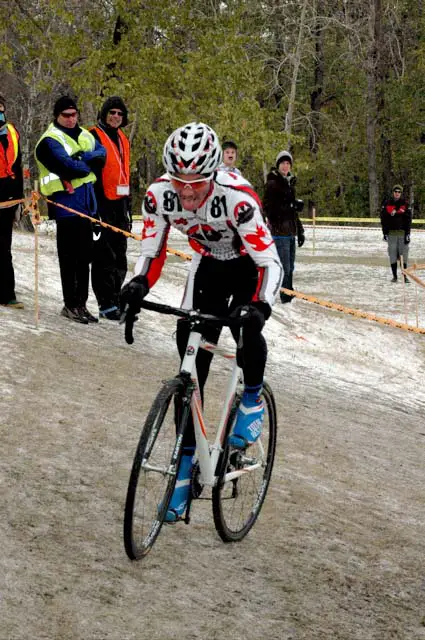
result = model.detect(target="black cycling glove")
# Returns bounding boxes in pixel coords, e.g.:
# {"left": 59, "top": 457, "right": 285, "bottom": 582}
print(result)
{"left": 120, "top": 275, "right": 149, "bottom": 313}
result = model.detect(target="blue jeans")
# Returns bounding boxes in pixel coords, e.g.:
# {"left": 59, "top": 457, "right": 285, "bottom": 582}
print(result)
{"left": 273, "top": 235, "right": 296, "bottom": 299}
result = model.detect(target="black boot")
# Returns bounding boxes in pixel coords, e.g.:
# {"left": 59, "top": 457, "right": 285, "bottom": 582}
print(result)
{"left": 391, "top": 262, "right": 397, "bottom": 282}
{"left": 280, "top": 272, "right": 295, "bottom": 303}
{"left": 403, "top": 264, "right": 410, "bottom": 284}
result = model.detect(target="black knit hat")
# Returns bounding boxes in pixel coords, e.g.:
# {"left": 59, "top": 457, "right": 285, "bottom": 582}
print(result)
{"left": 53, "top": 96, "right": 78, "bottom": 117}
{"left": 98, "top": 96, "right": 128, "bottom": 127}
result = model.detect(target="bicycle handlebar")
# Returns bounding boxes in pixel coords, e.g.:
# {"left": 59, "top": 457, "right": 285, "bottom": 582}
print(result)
{"left": 120, "top": 299, "right": 249, "bottom": 345}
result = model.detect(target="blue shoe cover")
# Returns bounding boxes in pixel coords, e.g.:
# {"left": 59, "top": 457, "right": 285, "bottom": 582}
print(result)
{"left": 228, "top": 394, "right": 264, "bottom": 450}
{"left": 164, "top": 452, "right": 194, "bottom": 523}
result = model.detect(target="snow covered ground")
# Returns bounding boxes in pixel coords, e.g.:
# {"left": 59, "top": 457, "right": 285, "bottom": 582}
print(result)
{"left": 1, "top": 223, "right": 425, "bottom": 640}
{"left": 132, "top": 222, "right": 425, "bottom": 406}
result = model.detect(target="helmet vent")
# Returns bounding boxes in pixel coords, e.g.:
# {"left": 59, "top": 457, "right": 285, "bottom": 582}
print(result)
{"left": 163, "top": 122, "right": 222, "bottom": 176}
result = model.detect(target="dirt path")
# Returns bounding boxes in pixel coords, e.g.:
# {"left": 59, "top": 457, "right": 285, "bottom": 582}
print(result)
{"left": 1, "top": 231, "right": 425, "bottom": 640}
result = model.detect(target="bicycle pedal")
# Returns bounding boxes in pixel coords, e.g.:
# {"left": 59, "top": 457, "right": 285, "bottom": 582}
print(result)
{"left": 164, "top": 518, "right": 182, "bottom": 526}
{"left": 163, "top": 509, "right": 191, "bottom": 525}
{"left": 240, "top": 454, "right": 258, "bottom": 466}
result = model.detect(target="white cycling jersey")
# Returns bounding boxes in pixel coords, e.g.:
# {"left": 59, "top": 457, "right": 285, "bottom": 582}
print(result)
{"left": 135, "top": 170, "right": 283, "bottom": 308}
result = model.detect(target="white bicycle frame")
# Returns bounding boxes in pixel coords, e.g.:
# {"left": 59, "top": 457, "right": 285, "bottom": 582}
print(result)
{"left": 179, "top": 328, "right": 263, "bottom": 487}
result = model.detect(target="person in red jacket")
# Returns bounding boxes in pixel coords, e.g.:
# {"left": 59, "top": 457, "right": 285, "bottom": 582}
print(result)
{"left": 0, "top": 94, "right": 24, "bottom": 309}
{"left": 90, "top": 97, "right": 131, "bottom": 320}
{"left": 380, "top": 184, "right": 412, "bottom": 282}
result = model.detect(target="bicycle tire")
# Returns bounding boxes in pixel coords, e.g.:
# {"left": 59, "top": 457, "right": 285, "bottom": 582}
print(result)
{"left": 212, "top": 381, "right": 277, "bottom": 542}
{"left": 123, "top": 377, "right": 190, "bottom": 560}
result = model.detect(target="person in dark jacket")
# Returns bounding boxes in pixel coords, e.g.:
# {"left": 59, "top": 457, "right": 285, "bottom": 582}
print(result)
{"left": 380, "top": 184, "right": 412, "bottom": 282}
{"left": 90, "top": 96, "right": 131, "bottom": 320}
{"left": 263, "top": 150, "right": 305, "bottom": 303}
{"left": 0, "top": 94, "right": 25, "bottom": 309}
{"left": 35, "top": 96, "right": 106, "bottom": 323}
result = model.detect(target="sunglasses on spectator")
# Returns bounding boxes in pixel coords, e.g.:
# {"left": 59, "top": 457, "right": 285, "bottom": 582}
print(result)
{"left": 169, "top": 175, "right": 212, "bottom": 192}
{"left": 109, "top": 109, "right": 123, "bottom": 116}
{"left": 60, "top": 111, "right": 78, "bottom": 118}
{"left": 394, "top": 189, "right": 402, "bottom": 193}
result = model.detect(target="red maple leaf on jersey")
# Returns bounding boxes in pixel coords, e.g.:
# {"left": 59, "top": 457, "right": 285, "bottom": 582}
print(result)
{"left": 142, "top": 217, "right": 157, "bottom": 240}
{"left": 243, "top": 224, "right": 273, "bottom": 251}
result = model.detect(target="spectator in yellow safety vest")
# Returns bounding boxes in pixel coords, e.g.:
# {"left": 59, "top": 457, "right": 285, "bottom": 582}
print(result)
{"left": 0, "top": 94, "right": 24, "bottom": 309}
{"left": 90, "top": 97, "right": 131, "bottom": 321}
{"left": 35, "top": 96, "right": 106, "bottom": 324}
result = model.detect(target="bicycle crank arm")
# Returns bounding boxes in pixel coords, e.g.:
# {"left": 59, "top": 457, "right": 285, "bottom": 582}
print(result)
{"left": 141, "top": 461, "right": 176, "bottom": 476}
{"left": 223, "top": 463, "right": 262, "bottom": 482}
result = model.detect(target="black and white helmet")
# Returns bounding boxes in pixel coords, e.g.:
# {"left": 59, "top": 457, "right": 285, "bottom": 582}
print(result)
{"left": 162, "top": 122, "right": 222, "bottom": 176}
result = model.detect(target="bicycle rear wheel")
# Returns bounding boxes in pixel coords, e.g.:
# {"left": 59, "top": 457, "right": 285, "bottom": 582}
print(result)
{"left": 212, "top": 381, "right": 277, "bottom": 542}
{"left": 123, "top": 377, "right": 189, "bottom": 560}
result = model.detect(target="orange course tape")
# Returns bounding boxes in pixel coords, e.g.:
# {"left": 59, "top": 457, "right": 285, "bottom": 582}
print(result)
{"left": 10, "top": 194, "right": 425, "bottom": 335}
{"left": 282, "top": 288, "right": 425, "bottom": 335}
{"left": 42, "top": 196, "right": 142, "bottom": 241}
{"left": 168, "top": 248, "right": 425, "bottom": 335}
{"left": 403, "top": 266, "right": 425, "bottom": 290}
{"left": 0, "top": 197, "right": 26, "bottom": 209}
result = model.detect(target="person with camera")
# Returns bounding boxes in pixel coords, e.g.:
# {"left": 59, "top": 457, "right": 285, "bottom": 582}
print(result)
{"left": 263, "top": 150, "right": 305, "bottom": 303}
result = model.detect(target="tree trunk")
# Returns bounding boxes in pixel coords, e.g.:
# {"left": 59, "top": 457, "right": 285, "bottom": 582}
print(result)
{"left": 310, "top": 4, "right": 323, "bottom": 156}
{"left": 366, "top": 0, "right": 381, "bottom": 217}
{"left": 376, "top": 0, "right": 392, "bottom": 197}
{"left": 285, "top": 0, "right": 309, "bottom": 141}
{"left": 309, "top": 2, "right": 324, "bottom": 211}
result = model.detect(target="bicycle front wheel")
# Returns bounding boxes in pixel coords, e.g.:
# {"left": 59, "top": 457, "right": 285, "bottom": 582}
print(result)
{"left": 123, "top": 377, "right": 189, "bottom": 560}
{"left": 212, "top": 381, "right": 277, "bottom": 542}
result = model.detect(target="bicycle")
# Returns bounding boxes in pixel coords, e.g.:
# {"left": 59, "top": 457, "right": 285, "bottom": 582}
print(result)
{"left": 122, "top": 299, "right": 277, "bottom": 561}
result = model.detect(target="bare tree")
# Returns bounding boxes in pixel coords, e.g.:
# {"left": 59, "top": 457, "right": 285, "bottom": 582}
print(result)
{"left": 366, "top": 0, "right": 381, "bottom": 217}
{"left": 285, "top": 0, "right": 309, "bottom": 143}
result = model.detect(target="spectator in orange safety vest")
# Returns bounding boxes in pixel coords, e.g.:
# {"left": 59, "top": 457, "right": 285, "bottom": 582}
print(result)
{"left": 0, "top": 94, "right": 25, "bottom": 309}
{"left": 90, "top": 97, "right": 131, "bottom": 321}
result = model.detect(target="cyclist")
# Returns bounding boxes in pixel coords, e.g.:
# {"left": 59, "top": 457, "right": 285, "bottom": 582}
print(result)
{"left": 120, "top": 122, "right": 283, "bottom": 521}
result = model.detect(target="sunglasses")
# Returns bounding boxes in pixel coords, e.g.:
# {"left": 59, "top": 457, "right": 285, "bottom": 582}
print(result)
{"left": 394, "top": 190, "right": 402, "bottom": 193}
{"left": 60, "top": 111, "right": 78, "bottom": 118}
{"left": 109, "top": 109, "right": 123, "bottom": 116}
{"left": 170, "top": 175, "right": 212, "bottom": 192}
